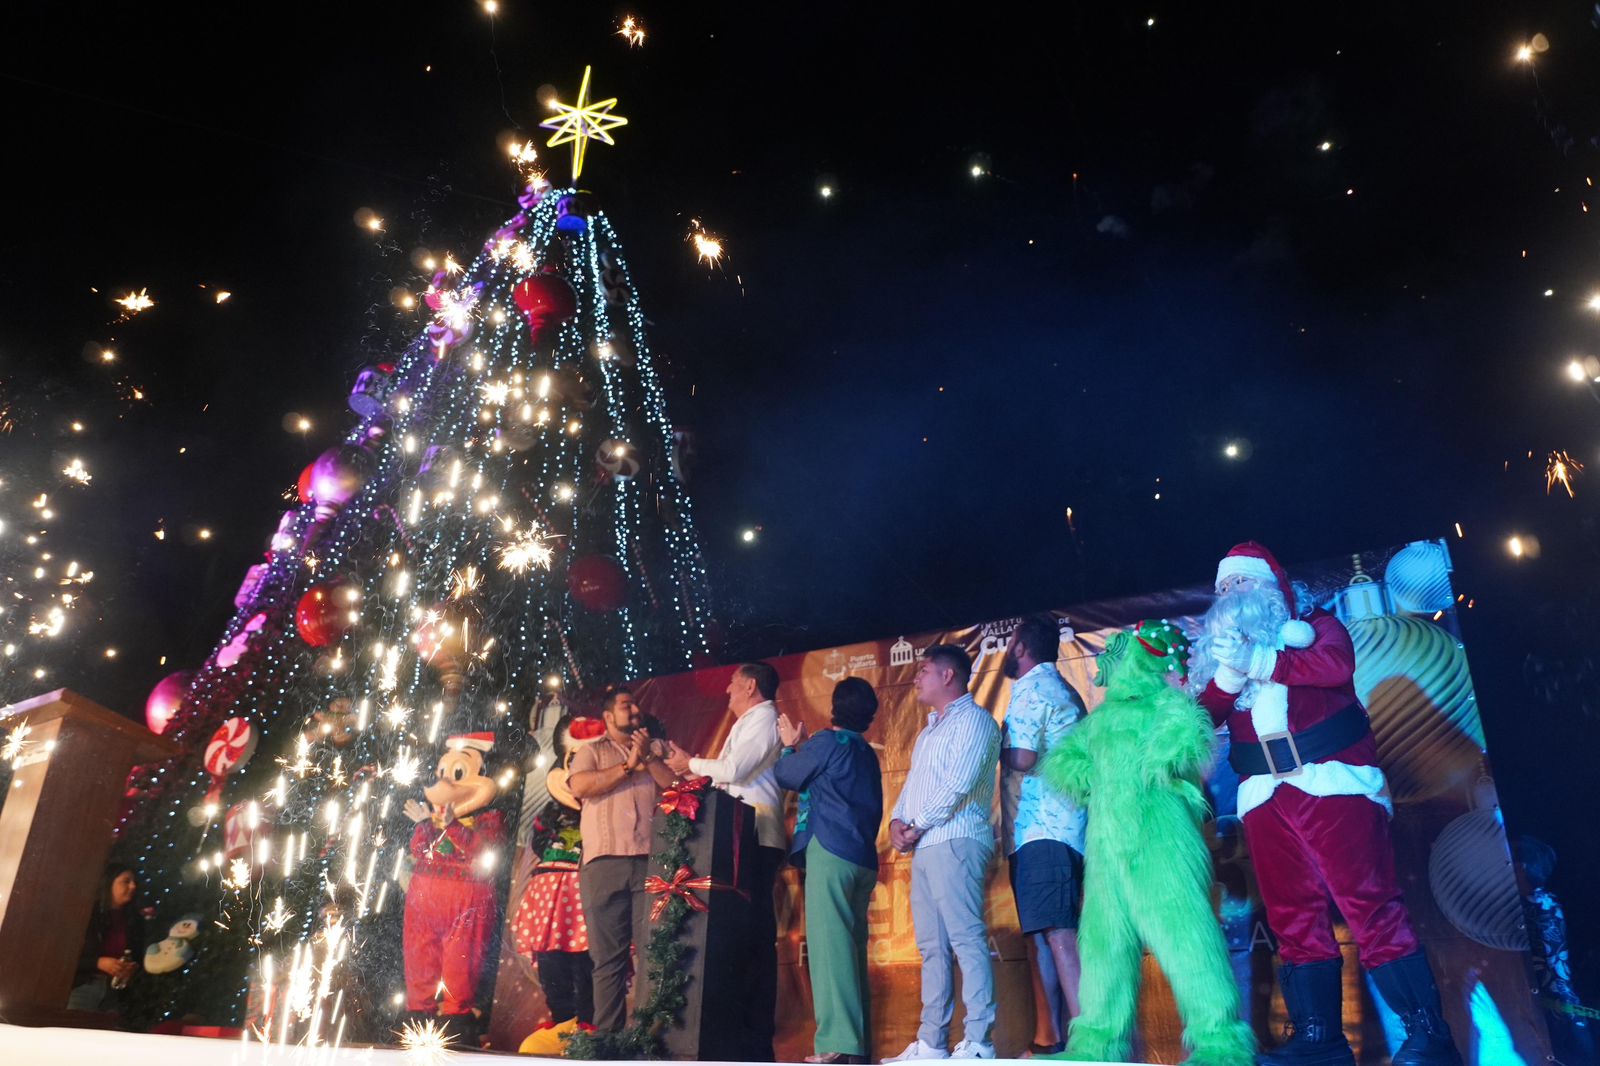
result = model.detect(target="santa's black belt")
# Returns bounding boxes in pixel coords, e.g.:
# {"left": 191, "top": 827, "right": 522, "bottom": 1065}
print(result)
{"left": 1230, "top": 704, "right": 1370, "bottom": 779}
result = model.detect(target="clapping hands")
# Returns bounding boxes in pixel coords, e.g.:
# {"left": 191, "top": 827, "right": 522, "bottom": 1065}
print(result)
{"left": 1210, "top": 626, "right": 1249, "bottom": 671}
{"left": 777, "top": 714, "right": 806, "bottom": 748}
{"left": 625, "top": 730, "right": 650, "bottom": 771}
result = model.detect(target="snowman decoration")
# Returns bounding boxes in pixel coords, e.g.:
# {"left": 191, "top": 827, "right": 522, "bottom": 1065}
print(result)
{"left": 144, "top": 914, "right": 203, "bottom": 975}
{"left": 400, "top": 733, "right": 506, "bottom": 1035}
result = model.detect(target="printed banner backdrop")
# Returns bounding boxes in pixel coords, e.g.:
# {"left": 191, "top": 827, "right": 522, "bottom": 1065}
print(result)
{"left": 488, "top": 540, "right": 1548, "bottom": 1065}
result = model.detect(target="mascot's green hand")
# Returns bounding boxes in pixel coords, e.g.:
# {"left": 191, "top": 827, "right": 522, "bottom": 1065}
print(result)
{"left": 1144, "top": 688, "right": 1217, "bottom": 783}
{"left": 1040, "top": 730, "right": 1092, "bottom": 804}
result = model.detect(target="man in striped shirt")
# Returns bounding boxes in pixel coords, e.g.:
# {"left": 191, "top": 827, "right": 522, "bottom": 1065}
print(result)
{"left": 886, "top": 644, "right": 1003, "bottom": 1062}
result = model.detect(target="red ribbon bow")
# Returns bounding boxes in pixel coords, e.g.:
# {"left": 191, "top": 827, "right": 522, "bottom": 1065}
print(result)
{"left": 643, "top": 865, "right": 718, "bottom": 921}
{"left": 657, "top": 775, "right": 710, "bottom": 820}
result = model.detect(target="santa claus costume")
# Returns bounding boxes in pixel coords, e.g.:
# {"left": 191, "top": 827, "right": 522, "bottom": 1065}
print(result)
{"left": 403, "top": 733, "right": 507, "bottom": 1033}
{"left": 1194, "top": 543, "right": 1460, "bottom": 1066}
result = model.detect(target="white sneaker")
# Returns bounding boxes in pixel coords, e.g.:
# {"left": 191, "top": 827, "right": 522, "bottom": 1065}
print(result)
{"left": 883, "top": 1039, "right": 950, "bottom": 1062}
{"left": 950, "top": 1041, "right": 995, "bottom": 1059}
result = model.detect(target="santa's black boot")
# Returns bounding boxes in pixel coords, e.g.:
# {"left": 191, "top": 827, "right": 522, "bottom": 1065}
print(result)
{"left": 1368, "top": 953, "right": 1464, "bottom": 1066}
{"left": 1258, "top": 958, "right": 1354, "bottom": 1066}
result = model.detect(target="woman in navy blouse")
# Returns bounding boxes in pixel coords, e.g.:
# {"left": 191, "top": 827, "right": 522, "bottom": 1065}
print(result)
{"left": 776, "top": 677, "right": 884, "bottom": 1065}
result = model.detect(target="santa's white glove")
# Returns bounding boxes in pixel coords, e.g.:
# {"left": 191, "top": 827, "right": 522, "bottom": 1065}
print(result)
{"left": 1244, "top": 643, "right": 1279, "bottom": 682}
{"left": 1210, "top": 628, "right": 1245, "bottom": 665}
{"left": 1209, "top": 624, "right": 1248, "bottom": 656}
{"left": 1213, "top": 664, "right": 1248, "bottom": 694}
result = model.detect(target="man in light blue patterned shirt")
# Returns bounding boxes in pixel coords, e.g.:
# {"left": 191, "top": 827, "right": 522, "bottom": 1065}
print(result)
{"left": 886, "top": 644, "right": 1002, "bottom": 1062}
{"left": 1000, "top": 615, "right": 1088, "bottom": 1054}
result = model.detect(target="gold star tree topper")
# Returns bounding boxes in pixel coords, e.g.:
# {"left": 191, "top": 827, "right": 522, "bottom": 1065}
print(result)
{"left": 540, "top": 66, "right": 628, "bottom": 181}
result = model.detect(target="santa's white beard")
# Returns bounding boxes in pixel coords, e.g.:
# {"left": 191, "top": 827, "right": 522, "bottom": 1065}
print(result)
{"left": 1187, "top": 586, "right": 1290, "bottom": 698}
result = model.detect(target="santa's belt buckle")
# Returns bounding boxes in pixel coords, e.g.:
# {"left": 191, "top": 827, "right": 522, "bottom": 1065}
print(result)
{"left": 1258, "top": 731, "right": 1304, "bottom": 779}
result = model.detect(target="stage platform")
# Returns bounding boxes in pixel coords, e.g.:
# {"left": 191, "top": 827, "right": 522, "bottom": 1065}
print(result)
{"left": 0, "top": 1025, "right": 1140, "bottom": 1066}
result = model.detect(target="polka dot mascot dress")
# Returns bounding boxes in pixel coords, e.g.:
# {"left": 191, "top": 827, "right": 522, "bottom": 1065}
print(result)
{"left": 511, "top": 826, "right": 593, "bottom": 1024}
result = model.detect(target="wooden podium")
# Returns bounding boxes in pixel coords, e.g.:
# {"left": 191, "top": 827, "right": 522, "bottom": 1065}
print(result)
{"left": 653, "top": 787, "right": 760, "bottom": 1061}
{"left": 0, "top": 689, "right": 181, "bottom": 1026}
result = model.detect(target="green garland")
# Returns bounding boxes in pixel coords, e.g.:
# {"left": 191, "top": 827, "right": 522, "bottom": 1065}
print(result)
{"left": 564, "top": 797, "right": 697, "bottom": 1059}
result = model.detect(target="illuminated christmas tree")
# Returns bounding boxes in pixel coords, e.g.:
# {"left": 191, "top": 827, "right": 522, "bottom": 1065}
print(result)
{"left": 118, "top": 71, "right": 712, "bottom": 1038}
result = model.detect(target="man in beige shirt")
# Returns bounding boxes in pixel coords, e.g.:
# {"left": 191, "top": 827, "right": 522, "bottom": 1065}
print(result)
{"left": 568, "top": 687, "right": 675, "bottom": 1032}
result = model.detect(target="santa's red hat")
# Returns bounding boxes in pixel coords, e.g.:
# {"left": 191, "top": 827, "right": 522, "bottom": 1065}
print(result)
{"left": 1215, "top": 542, "right": 1295, "bottom": 602}
{"left": 566, "top": 717, "right": 606, "bottom": 744}
{"left": 1216, "top": 542, "right": 1317, "bottom": 646}
{"left": 445, "top": 732, "right": 495, "bottom": 754}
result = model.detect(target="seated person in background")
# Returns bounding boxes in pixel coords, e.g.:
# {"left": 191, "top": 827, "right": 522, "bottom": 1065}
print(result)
{"left": 69, "top": 863, "right": 145, "bottom": 1013}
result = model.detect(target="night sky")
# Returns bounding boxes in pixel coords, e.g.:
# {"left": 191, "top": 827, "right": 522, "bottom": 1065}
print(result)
{"left": 7, "top": 4, "right": 1600, "bottom": 987}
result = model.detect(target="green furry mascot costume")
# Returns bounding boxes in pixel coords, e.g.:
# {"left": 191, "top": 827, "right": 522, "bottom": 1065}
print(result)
{"left": 1042, "top": 620, "right": 1255, "bottom": 1066}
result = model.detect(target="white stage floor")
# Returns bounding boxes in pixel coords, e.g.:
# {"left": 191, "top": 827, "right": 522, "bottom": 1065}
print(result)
{"left": 0, "top": 1025, "right": 1136, "bottom": 1066}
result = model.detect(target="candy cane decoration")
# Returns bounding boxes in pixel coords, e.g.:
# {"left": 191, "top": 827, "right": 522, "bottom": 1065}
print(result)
{"left": 203, "top": 717, "right": 258, "bottom": 804}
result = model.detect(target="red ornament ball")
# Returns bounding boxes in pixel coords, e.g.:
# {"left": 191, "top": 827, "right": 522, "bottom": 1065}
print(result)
{"left": 297, "top": 462, "right": 316, "bottom": 504}
{"left": 145, "top": 670, "right": 196, "bottom": 735}
{"left": 567, "top": 555, "right": 628, "bottom": 612}
{"left": 511, "top": 272, "right": 578, "bottom": 347}
{"left": 296, "top": 580, "right": 357, "bottom": 648}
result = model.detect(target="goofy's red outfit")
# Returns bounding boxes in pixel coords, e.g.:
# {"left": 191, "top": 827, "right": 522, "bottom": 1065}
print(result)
{"left": 403, "top": 809, "right": 507, "bottom": 1016}
{"left": 1199, "top": 542, "right": 1460, "bottom": 1066}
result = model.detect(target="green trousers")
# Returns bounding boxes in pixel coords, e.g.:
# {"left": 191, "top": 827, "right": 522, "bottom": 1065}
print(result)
{"left": 804, "top": 839, "right": 878, "bottom": 1056}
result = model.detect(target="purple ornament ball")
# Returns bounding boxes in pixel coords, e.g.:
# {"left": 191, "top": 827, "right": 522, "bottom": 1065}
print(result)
{"left": 309, "top": 446, "right": 373, "bottom": 509}
{"left": 146, "top": 670, "right": 197, "bottom": 735}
